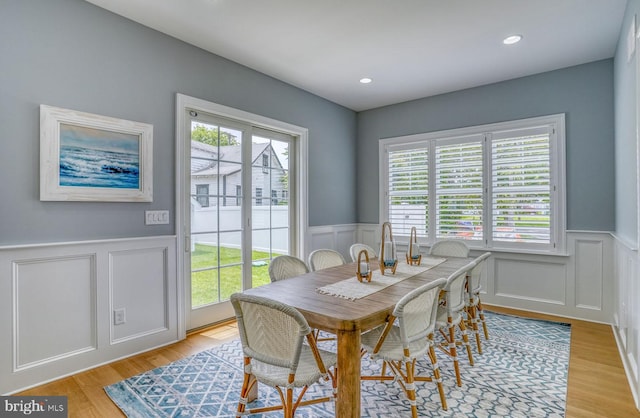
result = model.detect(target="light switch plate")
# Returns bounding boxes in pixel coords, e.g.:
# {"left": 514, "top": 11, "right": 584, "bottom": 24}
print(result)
{"left": 145, "top": 210, "right": 169, "bottom": 225}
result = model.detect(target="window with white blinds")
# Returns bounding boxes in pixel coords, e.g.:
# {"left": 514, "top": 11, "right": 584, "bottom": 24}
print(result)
{"left": 435, "top": 137, "right": 483, "bottom": 241}
{"left": 381, "top": 114, "right": 565, "bottom": 254}
{"left": 387, "top": 145, "right": 429, "bottom": 237}
{"left": 491, "top": 127, "right": 551, "bottom": 245}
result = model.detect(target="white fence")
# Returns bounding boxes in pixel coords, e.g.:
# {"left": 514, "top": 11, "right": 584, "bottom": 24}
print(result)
{"left": 191, "top": 205, "right": 289, "bottom": 253}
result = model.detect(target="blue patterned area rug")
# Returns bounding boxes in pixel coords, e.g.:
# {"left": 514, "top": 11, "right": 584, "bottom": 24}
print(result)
{"left": 105, "top": 312, "right": 571, "bottom": 417}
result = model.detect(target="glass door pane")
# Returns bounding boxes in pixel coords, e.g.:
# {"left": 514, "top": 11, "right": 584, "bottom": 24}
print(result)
{"left": 251, "top": 133, "right": 291, "bottom": 288}
{"left": 190, "top": 120, "right": 243, "bottom": 309}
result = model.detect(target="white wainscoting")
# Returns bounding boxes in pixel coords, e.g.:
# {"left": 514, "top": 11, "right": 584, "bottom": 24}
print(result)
{"left": 325, "top": 225, "right": 615, "bottom": 323}
{"left": 2, "top": 228, "right": 632, "bottom": 399}
{"left": 613, "top": 237, "right": 640, "bottom": 409}
{"left": 307, "top": 224, "right": 359, "bottom": 261}
{"left": 0, "top": 236, "right": 178, "bottom": 394}
{"left": 483, "top": 232, "right": 614, "bottom": 323}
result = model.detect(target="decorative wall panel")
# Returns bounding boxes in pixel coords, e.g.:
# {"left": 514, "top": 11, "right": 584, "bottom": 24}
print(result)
{"left": 308, "top": 225, "right": 358, "bottom": 261}
{"left": 494, "top": 258, "right": 566, "bottom": 305}
{"left": 14, "top": 255, "right": 96, "bottom": 370}
{"left": 110, "top": 247, "right": 168, "bottom": 343}
{"left": 574, "top": 239, "right": 604, "bottom": 310}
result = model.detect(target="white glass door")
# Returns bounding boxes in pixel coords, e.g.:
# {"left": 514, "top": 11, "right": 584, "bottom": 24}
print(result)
{"left": 184, "top": 111, "right": 296, "bottom": 330}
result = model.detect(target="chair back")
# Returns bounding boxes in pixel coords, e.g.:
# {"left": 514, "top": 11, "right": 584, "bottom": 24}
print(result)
{"left": 231, "top": 293, "right": 309, "bottom": 372}
{"left": 468, "top": 252, "right": 491, "bottom": 294}
{"left": 443, "top": 261, "right": 476, "bottom": 314}
{"left": 349, "top": 243, "right": 378, "bottom": 262}
{"left": 394, "top": 278, "right": 447, "bottom": 345}
{"left": 308, "top": 249, "right": 346, "bottom": 271}
{"left": 429, "top": 239, "right": 470, "bottom": 257}
{"left": 269, "top": 255, "right": 309, "bottom": 282}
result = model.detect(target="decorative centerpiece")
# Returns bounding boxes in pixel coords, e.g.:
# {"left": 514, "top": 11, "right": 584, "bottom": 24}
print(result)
{"left": 356, "top": 249, "right": 372, "bottom": 283}
{"left": 405, "top": 226, "right": 422, "bottom": 266}
{"left": 379, "top": 221, "right": 398, "bottom": 274}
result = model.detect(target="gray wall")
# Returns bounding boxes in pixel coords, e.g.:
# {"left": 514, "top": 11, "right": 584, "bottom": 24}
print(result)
{"left": 357, "top": 60, "right": 615, "bottom": 231}
{"left": 1, "top": 0, "right": 622, "bottom": 246}
{"left": 614, "top": 0, "right": 640, "bottom": 247}
{"left": 0, "top": 0, "right": 357, "bottom": 246}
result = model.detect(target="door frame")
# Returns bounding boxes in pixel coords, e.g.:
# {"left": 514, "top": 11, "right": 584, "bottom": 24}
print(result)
{"left": 175, "top": 93, "right": 309, "bottom": 336}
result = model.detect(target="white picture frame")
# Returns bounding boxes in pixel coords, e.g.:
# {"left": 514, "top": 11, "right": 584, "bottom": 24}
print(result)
{"left": 40, "top": 105, "right": 153, "bottom": 202}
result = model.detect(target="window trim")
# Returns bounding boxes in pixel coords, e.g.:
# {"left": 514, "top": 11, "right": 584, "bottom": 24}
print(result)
{"left": 379, "top": 114, "right": 566, "bottom": 255}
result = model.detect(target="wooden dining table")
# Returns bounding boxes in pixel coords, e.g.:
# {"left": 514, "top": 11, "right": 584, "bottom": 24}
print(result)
{"left": 242, "top": 255, "right": 474, "bottom": 417}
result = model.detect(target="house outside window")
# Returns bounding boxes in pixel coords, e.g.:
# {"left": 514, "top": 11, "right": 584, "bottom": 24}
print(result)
{"left": 271, "top": 190, "right": 278, "bottom": 205}
{"left": 195, "top": 184, "right": 209, "bottom": 207}
{"left": 262, "top": 153, "right": 269, "bottom": 174}
{"left": 256, "top": 187, "right": 262, "bottom": 205}
{"left": 236, "top": 185, "right": 241, "bottom": 206}
{"left": 381, "top": 114, "right": 566, "bottom": 254}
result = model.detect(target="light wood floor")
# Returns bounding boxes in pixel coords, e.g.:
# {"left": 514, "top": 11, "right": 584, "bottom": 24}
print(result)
{"left": 15, "top": 306, "right": 640, "bottom": 417}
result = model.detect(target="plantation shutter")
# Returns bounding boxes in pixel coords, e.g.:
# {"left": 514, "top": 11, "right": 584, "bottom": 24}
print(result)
{"left": 380, "top": 114, "right": 564, "bottom": 254}
{"left": 387, "top": 144, "right": 429, "bottom": 237}
{"left": 491, "top": 126, "right": 551, "bottom": 245}
{"left": 435, "top": 136, "right": 483, "bottom": 240}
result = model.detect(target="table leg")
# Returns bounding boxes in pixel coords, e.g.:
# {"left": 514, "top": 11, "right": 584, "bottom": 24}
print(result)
{"left": 336, "top": 329, "right": 361, "bottom": 418}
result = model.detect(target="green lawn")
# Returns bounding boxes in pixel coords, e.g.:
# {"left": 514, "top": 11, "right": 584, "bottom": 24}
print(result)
{"left": 191, "top": 243, "right": 277, "bottom": 307}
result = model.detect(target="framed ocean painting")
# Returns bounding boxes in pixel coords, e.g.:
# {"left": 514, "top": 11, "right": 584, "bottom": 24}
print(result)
{"left": 40, "top": 105, "right": 153, "bottom": 202}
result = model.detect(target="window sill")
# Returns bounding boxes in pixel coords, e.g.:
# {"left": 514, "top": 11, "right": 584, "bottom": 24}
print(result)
{"left": 468, "top": 246, "right": 569, "bottom": 257}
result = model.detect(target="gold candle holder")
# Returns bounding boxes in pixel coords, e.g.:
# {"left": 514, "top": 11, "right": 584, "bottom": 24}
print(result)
{"left": 356, "top": 249, "right": 372, "bottom": 283}
{"left": 379, "top": 221, "right": 398, "bottom": 275}
{"left": 406, "top": 226, "right": 422, "bottom": 266}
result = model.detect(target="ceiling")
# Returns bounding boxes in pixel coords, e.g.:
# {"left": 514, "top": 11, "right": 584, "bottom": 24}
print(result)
{"left": 85, "top": 0, "right": 628, "bottom": 112}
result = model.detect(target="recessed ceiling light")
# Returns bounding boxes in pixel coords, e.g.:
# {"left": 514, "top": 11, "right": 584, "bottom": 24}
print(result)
{"left": 359, "top": 77, "right": 372, "bottom": 84}
{"left": 503, "top": 35, "right": 522, "bottom": 45}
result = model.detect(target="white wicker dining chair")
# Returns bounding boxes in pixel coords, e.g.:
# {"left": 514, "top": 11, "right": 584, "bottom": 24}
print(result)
{"left": 361, "top": 278, "right": 449, "bottom": 415}
{"left": 230, "top": 293, "right": 337, "bottom": 418}
{"left": 269, "top": 254, "right": 334, "bottom": 341}
{"left": 308, "top": 249, "right": 346, "bottom": 271}
{"left": 429, "top": 239, "right": 470, "bottom": 258}
{"left": 436, "top": 260, "right": 476, "bottom": 387}
{"left": 466, "top": 252, "right": 492, "bottom": 353}
{"left": 268, "top": 255, "right": 309, "bottom": 282}
{"left": 349, "top": 243, "right": 378, "bottom": 262}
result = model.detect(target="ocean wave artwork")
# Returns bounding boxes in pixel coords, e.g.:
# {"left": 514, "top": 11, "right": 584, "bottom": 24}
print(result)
{"left": 59, "top": 123, "right": 140, "bottom": 189}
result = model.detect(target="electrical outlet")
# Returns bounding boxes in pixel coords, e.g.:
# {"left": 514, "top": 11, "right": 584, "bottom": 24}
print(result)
{"left": 114, "top": 308, "right": 126, "bottom": 325}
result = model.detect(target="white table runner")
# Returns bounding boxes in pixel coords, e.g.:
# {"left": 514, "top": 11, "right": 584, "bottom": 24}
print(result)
{"left": 316, "top": 257, "right": 446, "bottom": 300}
